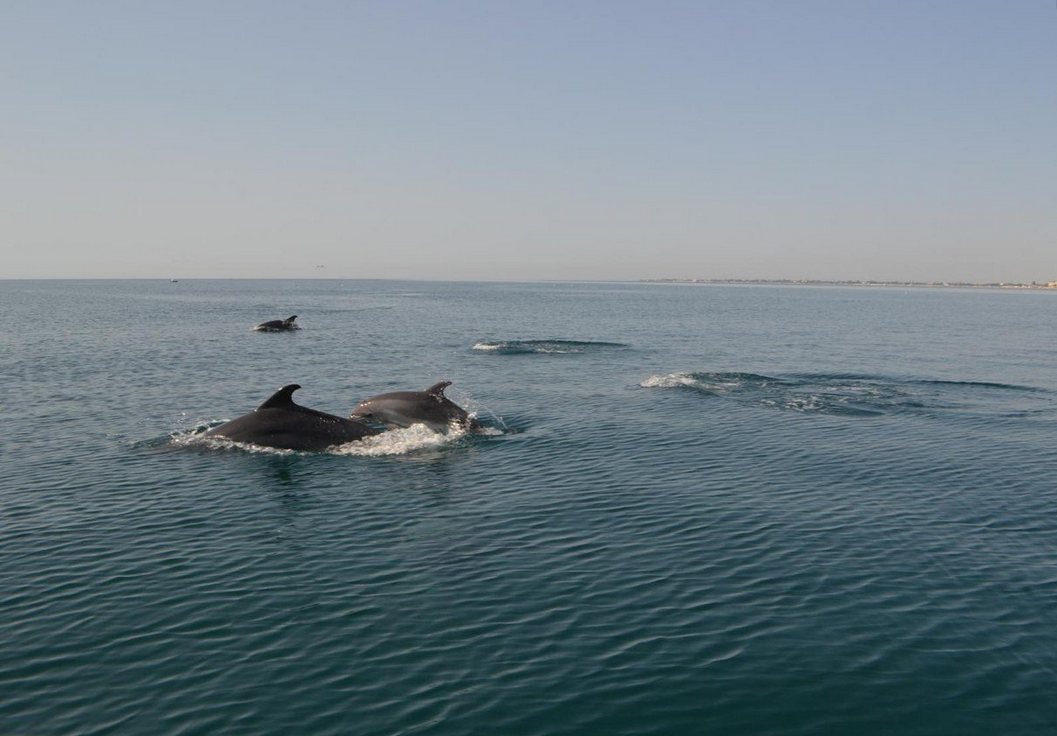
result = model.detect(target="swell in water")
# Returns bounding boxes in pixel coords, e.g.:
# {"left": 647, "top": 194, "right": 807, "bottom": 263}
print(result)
{"left": 7, "top": 280, "right": 1057, "bottom": 736}
{"left": 472, "top": 339, "right": 629, "bottom": 355}
{"left": 640, "top": 371, "right": 1051, "bottom": 417}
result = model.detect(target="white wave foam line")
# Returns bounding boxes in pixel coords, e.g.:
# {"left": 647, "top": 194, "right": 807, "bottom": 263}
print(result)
{"left": 776, "top": 396, "right": 823, "bottom": 412}
{"left": 178, "top": 433, "right": 300, "bottom": 455}
{"left": 330, "top": 423, "right": 467, "bottom": 457}
{"left": 168, "top": 422, "right": 227, "bottom": 447}
{"left": 472, "top": 341, "right": 578, "bottom": 354}
{"left": 170, "top": 426, "right": 452, "bottom": 457}
{"left": 640, "top": 373, "right": 706, "bottom": 389}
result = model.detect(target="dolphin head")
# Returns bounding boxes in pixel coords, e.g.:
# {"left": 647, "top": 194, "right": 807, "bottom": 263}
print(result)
{"left": 349, "top": 399, "right": 379, "bottom": 422}
{"left": 349, "top": 395, "right": 424, "bottom": 430}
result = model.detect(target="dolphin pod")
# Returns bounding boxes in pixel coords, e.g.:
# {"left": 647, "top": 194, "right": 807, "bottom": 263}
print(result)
{"left": 203, "top": 381, "right": 477, "bottom": 451}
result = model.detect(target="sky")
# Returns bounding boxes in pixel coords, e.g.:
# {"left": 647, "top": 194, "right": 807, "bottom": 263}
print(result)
{"left": 1, "top": 0, "right": 1054, "bottom": 281}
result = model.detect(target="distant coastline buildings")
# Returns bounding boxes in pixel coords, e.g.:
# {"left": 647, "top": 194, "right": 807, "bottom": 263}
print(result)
{"left": 640, "top": 278, "right": 1057, "bottom": 290}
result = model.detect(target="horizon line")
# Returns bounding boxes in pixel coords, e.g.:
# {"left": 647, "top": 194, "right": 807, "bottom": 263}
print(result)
{"left": 3, "top": 276, "right": 1056, "bottom": 288}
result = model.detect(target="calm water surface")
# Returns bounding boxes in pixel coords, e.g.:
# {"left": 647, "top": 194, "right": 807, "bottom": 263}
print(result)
{"left": 2, "top": 280, "right": 1056, "bottom": 735}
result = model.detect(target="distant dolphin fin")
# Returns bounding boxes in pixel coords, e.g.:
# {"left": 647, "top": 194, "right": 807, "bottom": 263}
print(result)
{"left": 257, "top": 384, "right": 302, "bottom": 409}
{"left": 286, "top": 315, "right": 298, "bottom": 322}
{"left": 425, "top": 381, "right": 452, "bottom": 398}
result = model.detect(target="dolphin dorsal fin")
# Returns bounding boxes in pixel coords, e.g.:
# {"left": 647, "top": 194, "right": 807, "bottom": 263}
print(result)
{"left": 425, "top": 380, "right": 452, "bottom": 398}
{"left": 285, "top": 315, "right": 298, "bottom": 323}
{"left": 257, "top": 384, "right": 301, "bottom": 410}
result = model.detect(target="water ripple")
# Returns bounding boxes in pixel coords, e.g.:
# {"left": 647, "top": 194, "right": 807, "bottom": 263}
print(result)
{"left": 473, "top": 339, "right": 629, "bottom": 355}
{"left": 640, "top": 370, "right": 1055, "bottom": 418}
{"left": 5, "top": 281, "right": 1057, "bottom": 736}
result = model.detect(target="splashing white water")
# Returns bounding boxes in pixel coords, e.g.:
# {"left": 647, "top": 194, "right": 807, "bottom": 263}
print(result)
{"left": 331, "top": 423, "right": 467, "bottom": 456}
{"left": 639, "top": 372, "right": 758, "bottom": 393}
{"left": 640, "top": 373, "right": 705, "bottom": 389}
{"left": 473, "top": 339, "right": 627, "bottom": 355}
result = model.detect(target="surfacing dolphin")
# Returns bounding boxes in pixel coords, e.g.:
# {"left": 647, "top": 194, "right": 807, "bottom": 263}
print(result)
{"left": 205, "top": 384, "right": 381, "bottom": 451}
{"left": 253, "top": 315, "right": 299, "bottom": 331}
{"left": 350, "top": 381, "right": 478, "bottom": 434}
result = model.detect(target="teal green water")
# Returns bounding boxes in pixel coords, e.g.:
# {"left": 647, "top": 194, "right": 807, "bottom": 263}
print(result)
{"left": 2, "top": 280, "right": 1056, "bottom": 735}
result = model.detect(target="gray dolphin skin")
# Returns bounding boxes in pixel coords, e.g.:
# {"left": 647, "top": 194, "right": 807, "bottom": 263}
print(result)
{"left": 253, "top": 315, "right": 299, "bottom": 331}
{"left": 350, "top": 381, "right": 478, "bottom": 433}
{"left": 205, "top": 384, "right": 381, "bottom": 451}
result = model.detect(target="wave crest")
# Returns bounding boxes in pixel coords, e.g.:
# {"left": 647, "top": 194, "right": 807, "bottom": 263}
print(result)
{"left": 639, "top": 372, "right": 775, "bottom": 392}
{"left": 639, "top": 371, "right": 1046, "bottom": 417}
{"left": 473, "top": 339, "right": 629, "bottom": 355}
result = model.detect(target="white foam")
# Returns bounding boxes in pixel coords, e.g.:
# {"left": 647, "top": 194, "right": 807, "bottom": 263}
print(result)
{"left": 331, "top": 423, "right": 467, "bottom": 456}
{"left": 180, "top": 434, "right": 300, "bottom": 455}
{"left": 639, "top": 372, "right": 750, "bottom": 392}
{"left": 783, "top": 396, "right": 822, "bottom": 412}
{"left": 471, "top": 341, "right": 579, "bottom": 354}
{"left": 168, "top": 421, "right": 230, "bottom": 448}
{"left": 640, "top": 373, "right": 705, "bottom": 389}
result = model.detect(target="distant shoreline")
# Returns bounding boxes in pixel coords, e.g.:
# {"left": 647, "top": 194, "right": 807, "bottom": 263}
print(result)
{"left": 3, "top": 277, "right": 1055, "bottom": 290}
{"left": 640, "top": 278, "right": 1057, "bottom": 291}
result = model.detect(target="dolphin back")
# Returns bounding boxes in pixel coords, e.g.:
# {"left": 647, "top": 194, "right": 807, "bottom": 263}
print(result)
{"left": 253, "top": 316, "right": 299, "bottom": 331}
{"left": 206, "top": 384, "right": 380, "bottom": 450}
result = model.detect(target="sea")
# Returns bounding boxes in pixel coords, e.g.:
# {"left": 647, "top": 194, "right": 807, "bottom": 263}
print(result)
{"left": 2, "top": 279, "right": 1056, "bottom": 735}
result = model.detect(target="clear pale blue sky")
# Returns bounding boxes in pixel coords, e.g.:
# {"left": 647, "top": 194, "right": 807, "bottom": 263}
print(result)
{"left": 2, "top": 1, "right": 1054, "bottom": 281}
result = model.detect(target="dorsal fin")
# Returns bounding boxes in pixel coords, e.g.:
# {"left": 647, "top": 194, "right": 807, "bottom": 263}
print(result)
{"left": 257, "top": 384, "right": 301, "bottom": 410}
{"left": 425, "top": 380, "right": 452, "bottom": 398}
{"left": 285, "top": 315, "right": 298, "bottom": 322}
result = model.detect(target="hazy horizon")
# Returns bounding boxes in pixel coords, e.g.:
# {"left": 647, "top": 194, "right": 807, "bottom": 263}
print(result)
{"left": 3, "top": 275, "right": 1057, "bottom": 287}
{"left": 3, "top": 2, "right": 1054, "bottom": 282}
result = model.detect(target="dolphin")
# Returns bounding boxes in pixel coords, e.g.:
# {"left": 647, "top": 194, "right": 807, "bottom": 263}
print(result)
{"left": 253, "top": 315, "right": 299, "bottom": 331}
{"left": 205, "top": 384, "right": 381, "bottom": 451}
{"left": 350, "top": 381, "right": 478, "bottom": 433}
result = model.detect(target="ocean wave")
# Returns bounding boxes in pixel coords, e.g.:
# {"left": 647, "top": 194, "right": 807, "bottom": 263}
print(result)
{"left": 472, "top": 339, "right": 629, "bottom": 355}
{"left": 639, "top": 371, "right": 1045, "bottom": 417}
{"left": 787, "top": 373, "right": 1044, "bottom": 393}
{"left": 639, "top": 372, "right": 777, "bottom": 392}
{"left": 912, "top": 379, "right": 1043, "bottom": 392}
